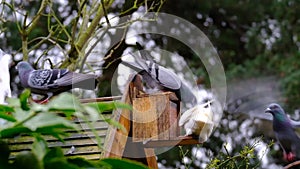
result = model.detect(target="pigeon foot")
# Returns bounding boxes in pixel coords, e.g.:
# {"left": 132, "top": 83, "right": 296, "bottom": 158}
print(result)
{"left": 284, "top": 152, "right": 296, "bottom": 162}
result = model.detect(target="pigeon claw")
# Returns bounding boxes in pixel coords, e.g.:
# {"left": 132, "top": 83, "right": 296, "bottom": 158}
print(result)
{"left": 284, "top": 152, "right": 296, "bottom": 162}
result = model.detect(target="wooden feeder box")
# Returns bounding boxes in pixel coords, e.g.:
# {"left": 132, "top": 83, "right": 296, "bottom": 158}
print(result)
{"left": 103, "top": 74, "right": 201, "bottom": 168}
{"left": 132, "top": 91, "right": 180, "bottom": 143}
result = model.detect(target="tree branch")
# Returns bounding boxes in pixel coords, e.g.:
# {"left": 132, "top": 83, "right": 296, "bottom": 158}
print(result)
{"left": 75, "top": 0, "right": 113, "bottom": 50}
{"left": 20, "top": 0, "right": 49, "bottom": 61}
{"left": 26, "top": 0, "right": 49, "bottom": 34}
{"left": 59, "top": 0, "right": 115, "bottom": 69}
{"left": 284, "top": 160, "right": 300, "bottom": 169}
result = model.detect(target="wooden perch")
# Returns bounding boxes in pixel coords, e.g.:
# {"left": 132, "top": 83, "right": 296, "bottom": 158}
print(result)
{"left": 284, "top": 160, "right": 300, "bottom": 169}
{"left": 80, "top": 96, "right": 122, "bottom": 103}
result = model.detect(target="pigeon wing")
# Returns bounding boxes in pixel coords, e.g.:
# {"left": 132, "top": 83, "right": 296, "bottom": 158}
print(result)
{"left": 121, "top": 60, "right": 144, "bottom": 73}
{"left": 28, "top": 68, "right": 71, "bottom": 89}
{"left": 54, "top": 72, "right": 97, "bottom": 90}
{"left": 148, "top": 64, "right": 181, "bottom": 90}
{"left": 28, "top": 69, "right": 57, "bottom": 89}
{"left": 179, "top": 106, "right": 198, "bottom": 126}
{"left": 136, "top": 42, "right": 155, "bottom": 63}
{"left": 136, "top": 42, "right": 180, "bottom": 89}
{"left": 134, "top": 54, "right": 151, "bottom": 71}
{"left": 180, "top": 82, "right": 197, "bottom": 105}
{"left": 291, "top": 120, "right": 300, "bottom": 128}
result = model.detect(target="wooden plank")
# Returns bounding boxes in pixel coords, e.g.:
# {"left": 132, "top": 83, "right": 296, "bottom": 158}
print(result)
{"left": 133, "top": 94, "right": 174, "bottom": 142}
{"left": 101, "top": 75, "right": 136, "bottom": 158}
{"left": 144, "top": 148, "right": 158, "bottom": 169}
{"left": 65, "top": 154, "right": 100, "bottom": 160}
{"left": 132, "top": 96, "right": 159, "bottom": 142}
{"left": 132, "top": 93, "right": 181, "bottom": 142}
{"left": 132, "top": 97, "right": 146, "bottom": 142}
{"left": 8, "top": 129, "right": 108, "bottom": 144}
{"left": 169, "top": 101, "right": 180, "bottom": 139}
{"left": 9, "top": 136, "right": 105, "bottom": 150}
{"left": 157, "top": 94, "right": 169, "bottom": 140}
{"left": 146, "top": 96, "right": 159, "bottom": 141}
{"left": 10, "top": 144, "right": 100, "bottom": 155}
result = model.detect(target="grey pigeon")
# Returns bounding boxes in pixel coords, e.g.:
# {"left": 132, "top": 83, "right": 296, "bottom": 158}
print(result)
{"left": 265, "top": 103, "right": 300, "bottom": 162}
{"left": 122, "top": 42, "right": 197, "bottom": 104}
{"left": 17, "top": 61, "right": 97, "bottom": 103}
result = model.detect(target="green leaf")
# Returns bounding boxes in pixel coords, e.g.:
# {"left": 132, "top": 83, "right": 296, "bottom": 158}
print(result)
{"left": 0, "top": 104, "right": 15, "bottom": 122}
{"left": 82, "top": 106, "right": 100, "bottom": 121}
{"left": 0, "top": 141, "right": 10, "bottom": 169}
{"left": 6, "top": 97, "right": 21, "bottom": 107}
{"left": 24, "top": 112, "right": 78, "bottom": 131}
{"left": 0, "top": 104, "right": 15, "bottom": 113}
{"left": 20, "top": 89, "right": 31, "bottom": 111}
{"left": 47, "top": 93, "right": 84, "bottom": 114}
{"left": 102, "top": 117, "right": 126, "bottom": 132}
{"left": 13, "top": 108, "right": 30, "bottom": 121}
{"left": 32, "top": 135, "right": 48, "bottom": 161}
{"left": 44, "top": 158, "right": 80, "bottom": 169}
{"left": 13, "top": 151, "right": 42, "bottom": 169}
{"left": 44, "top": 147, "right": 64, "bottom": 161}
{"left": 100, "top": 158, "right": 149, "bottom": 169}
{"left": 0, "top": 112, "right": 16, "bottom": 122}
{"left": 67, "top": 157, "right": 102, "bottom": 168}
{"left": 86, "top": 101, "right": 132, "bottom": 113}
{"left": 44, "top": 148, "right": 86, "bottom": 169}
{"left": 113, "top": 101, "right": 132, "bottom": 110}
{"left": 36, "top": 127, "right": 70, "bottom": 141}
{"left": 31, "top": 102, "right": 50, "bottom": 112}
{"left": 0, "top": 140, "right": 10, "bottom": 161}
{"left": 0, "top": 126, "right": 31, "bottom": 138}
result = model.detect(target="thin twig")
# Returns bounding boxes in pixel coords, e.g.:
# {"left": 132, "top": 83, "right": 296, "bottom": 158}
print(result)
{"left": 284, "top": 160, "right": 300, "bottom": 169}
{"left": 79, "top": 28, "right": 109, "bottom": 72}
{"left": 101, "top": 0, "right": 111, "bottom": 27}
{"left": 80, "top": 96, "right": 122, "bottom": 103}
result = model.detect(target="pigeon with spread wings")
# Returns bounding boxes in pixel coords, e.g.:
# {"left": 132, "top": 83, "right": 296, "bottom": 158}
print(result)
{"left": 179, "top": 100, "right": 215, "bottom": 142}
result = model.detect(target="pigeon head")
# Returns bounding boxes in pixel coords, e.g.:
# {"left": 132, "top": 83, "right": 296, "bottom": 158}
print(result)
{"left": 265, "top": 103, "right": 285, "bottom": 116}
{"left": 17, "top": 61, "right": 34, "bottom": 73}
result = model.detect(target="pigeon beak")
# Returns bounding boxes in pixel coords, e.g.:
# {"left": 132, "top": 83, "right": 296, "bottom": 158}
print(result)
{"left": 265, "top": 107, "right": 272, "bottom": 113}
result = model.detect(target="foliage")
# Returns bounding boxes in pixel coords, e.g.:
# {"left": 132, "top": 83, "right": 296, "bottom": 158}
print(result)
{"left": 0, "top": 90, "right": 147, "bottom": 169}
{"left": 206, "top": 139, "right": 273, "bottom": 169}
{"left": 1, "top": 0, "right": 300, "bottom": 168}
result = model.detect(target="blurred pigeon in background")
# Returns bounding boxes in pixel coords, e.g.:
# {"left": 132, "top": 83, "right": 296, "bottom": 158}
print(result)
{"left": 0, "top": 49, "right": 12, "bottom": 105}
{"left": 265, "top": 103, "right": 300, "bottom": 162}
{"left": 122, "top": 42, "right": 197, "bottom": 105}
{"left": 17, "top": 61, "right": 98, "bottom": 103}
{"left": 179, "top": 100, "right": 216, "bottom": 142}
